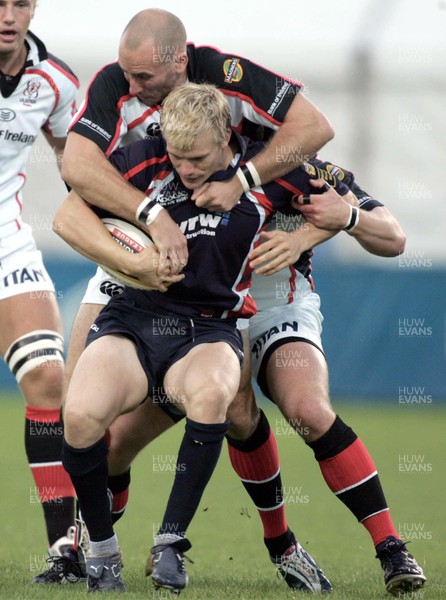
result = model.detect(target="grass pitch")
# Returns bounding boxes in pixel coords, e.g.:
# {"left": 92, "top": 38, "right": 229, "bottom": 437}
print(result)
{"left": 0, "top": 394, "right": 444, "bottom": 599}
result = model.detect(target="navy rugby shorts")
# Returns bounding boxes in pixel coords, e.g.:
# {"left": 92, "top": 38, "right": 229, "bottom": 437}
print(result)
{"left": 86, "top": 291, "right": 244, "bottom": 421}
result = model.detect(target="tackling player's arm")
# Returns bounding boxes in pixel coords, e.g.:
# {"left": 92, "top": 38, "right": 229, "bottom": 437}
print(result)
{"left": 251, "top": 174, "right": 406, "bottom": 275}
{"left": 249, "top": 224, "right": 336, "bottom": 276}
{"left": 245, "top": 94, "right": 334, "bottom": 188}
{"left": 61, "top": 132, "right": 187, "bottom": 274}
{"left": 341, "top": 206, "right": 406, "bottom": 257}
{"left": 295, "top": 176, "right": 406, "bottom": 257}
{"left": 249, "top": 178, "right": 341, "bottom": 276}
{"left": 53, "top": 191, "right": 183, "bottom": 291}
{"left": 193, "top": 94, "right": 334, "bottom": 211}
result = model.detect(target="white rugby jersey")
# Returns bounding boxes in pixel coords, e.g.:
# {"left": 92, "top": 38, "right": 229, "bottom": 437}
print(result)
{"left": 0, "top": 32, "right": 79, "bottom": 238}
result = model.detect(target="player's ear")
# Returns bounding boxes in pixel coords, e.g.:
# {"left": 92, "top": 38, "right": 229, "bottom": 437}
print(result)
{"left": 175, "top": 51, "right": 188, "bottom": 72}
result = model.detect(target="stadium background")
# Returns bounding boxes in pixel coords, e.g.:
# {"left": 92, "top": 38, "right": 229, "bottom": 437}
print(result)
{"left": 1, "top": 0, "right": 445, "bottom": 401}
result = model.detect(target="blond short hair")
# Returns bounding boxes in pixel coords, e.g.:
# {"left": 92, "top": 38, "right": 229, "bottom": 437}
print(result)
{"left": 160, "top": 84, "right": 231, "bottom": 150}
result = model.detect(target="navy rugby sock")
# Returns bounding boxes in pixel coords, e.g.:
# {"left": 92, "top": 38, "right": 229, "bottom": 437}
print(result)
{"left": 158, "top": 418, "right": 228, "bottom": 538}
{"left": 62, "top": 436, "right": 113, "bottom": 542}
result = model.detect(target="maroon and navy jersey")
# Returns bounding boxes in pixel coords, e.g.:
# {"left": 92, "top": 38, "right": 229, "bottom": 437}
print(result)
{"left": 102, "top": 132, "right": 349, "bottom": 320}
{"left": 69, "top": 43, "right": 301, "bottom": 155}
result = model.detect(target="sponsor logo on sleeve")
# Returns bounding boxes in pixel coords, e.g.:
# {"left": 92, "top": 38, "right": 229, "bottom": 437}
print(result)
{"left": 223, "top": 58, "right": 243, "bottom": 84}
{"left": 78, "top": 117, "right": 112, "bottom": 141}
{"left": 267, "top": 82, "right": 292, "bottom": 116}
{"left": 325, "top": 164, "right": 345, "bottom": 181}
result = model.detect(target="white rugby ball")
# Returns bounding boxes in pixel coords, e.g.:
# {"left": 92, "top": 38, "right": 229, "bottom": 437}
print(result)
{"left": 99, "top": 217, "right": 155, "bottom": 290}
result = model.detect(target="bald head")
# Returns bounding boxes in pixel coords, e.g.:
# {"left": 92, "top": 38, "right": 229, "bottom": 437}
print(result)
{"left": 120, "top": 9, "right": 187, "bottom": 53}
{"left": 117, "top": 9, "right": 188, "bottom": 107}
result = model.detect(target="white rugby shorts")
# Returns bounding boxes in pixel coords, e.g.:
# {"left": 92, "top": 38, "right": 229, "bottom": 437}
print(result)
{"left": 0, "top": 225, "right": 55, "bottom": 300}
{"left": 249, "top": 287, "right": 324, "bottom": 381}
{"left": 81, "top": 266, "right": 125, "bottom": 305}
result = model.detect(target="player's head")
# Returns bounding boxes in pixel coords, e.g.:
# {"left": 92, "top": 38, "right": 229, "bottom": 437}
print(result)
{"left": 118, "top": 8, "right": 188, "bottom": 106}
{"left": 160, "top": 83, "right": 232, "bottom": 190}
{"left": 0, "top": 0, "right": 36, "bottom": 62}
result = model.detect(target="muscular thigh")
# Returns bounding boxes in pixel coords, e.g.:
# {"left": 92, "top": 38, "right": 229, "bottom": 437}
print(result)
{"left": 164, "top": 341, "right": 241, "bottom": 423}
{"left": 266, "top": 341, "right": 334, "bottom": 441}
{"left": 64, "top": 335, "right": 148, "bottom": 447}
{"left": 0, "top": 292, "right": 64, "bottom": 407}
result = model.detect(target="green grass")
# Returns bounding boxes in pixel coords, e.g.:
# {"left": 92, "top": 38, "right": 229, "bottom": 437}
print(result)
{"left": 0, "top": 394, "right": 445, "bottom": 599}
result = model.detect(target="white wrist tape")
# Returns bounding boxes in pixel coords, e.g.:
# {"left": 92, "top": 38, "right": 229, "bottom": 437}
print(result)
{"left": 343, "top": 205, "right": 360, "bottom": 233}
{"left": 243, "top": 161, "right": 262, "bottom": 187}
{"left": 235, "top": 168, "right": 250, "bottom": 193}
{"left": 135, "top": 197, "right": 164, "bottom": 227}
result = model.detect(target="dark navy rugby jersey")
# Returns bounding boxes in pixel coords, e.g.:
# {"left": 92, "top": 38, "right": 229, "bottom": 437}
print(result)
{"left": 69, "top": 43, "right": 301, "bottom": 155}
{"left": 101, "top": 132, "right": 349, "bottom": 320}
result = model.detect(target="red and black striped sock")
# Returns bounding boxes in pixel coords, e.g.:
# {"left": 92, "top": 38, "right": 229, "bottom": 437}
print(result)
{"left": 307, "top": 415, "right": 398, "bottom": 546}
{"left": 227, "top": 410, "right": 294, "bottom": 557}
{"left": 107, "top": 469, "right": 131, "bottom": 524}
{"left": 25, "top": 406, "right": 76, "bottom": 546}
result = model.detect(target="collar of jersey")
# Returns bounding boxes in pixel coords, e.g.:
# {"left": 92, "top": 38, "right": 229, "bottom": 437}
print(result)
{"left": 25, "top": 31, "right": 48, "bottom": 66}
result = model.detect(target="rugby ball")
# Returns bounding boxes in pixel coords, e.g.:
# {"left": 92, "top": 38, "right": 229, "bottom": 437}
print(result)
{"left": 99, "top": 217, "right": 155, "bottom": 289}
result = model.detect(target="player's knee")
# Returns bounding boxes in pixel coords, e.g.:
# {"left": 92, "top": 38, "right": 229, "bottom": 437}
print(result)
{"left": 199, "top": 368, "right": 238, "bottom": 403}
{"left": 187, "top": 379, "right": 235, "bottom": 422}
{"left": 63, "top": 403, "right": 101, "bottom": 448}
{"left": 22, "top": 365, "right": 64, "bottom": 408}
{"left": 5, "top": 330, "right": 65, "bottom": 407}
{"left": 283, "top": 399, "right": 335, "bottom": 441}
{"left": 5, "top": 329, "right": 64, "bottom": 383}
{"left": 226, "top": 388, "right": 259, "bottom": 439}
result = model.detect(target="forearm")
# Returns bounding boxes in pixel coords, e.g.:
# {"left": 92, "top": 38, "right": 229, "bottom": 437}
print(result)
{"left": 53, "top": 193, "right": 184, "bottom": 291}
{"left": 61, "top": 133, "right": 188, "bottom": 273}
{"left": 348, "top": 207, "right": 406, "bottom": 257}
{"left": 53, "top": 191, "right": 136, "bottom": 273}
{"left": 249, "top": 94, "right": 334, "bottom": 184}
{"left": 249, "top": 220, "right": 337, "bottom": 276}
{"left": 296, "top": 221, "right": 337, "bottom": 251}
{"left": 61, "top": 133, "right": 147, "bottom": 221}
